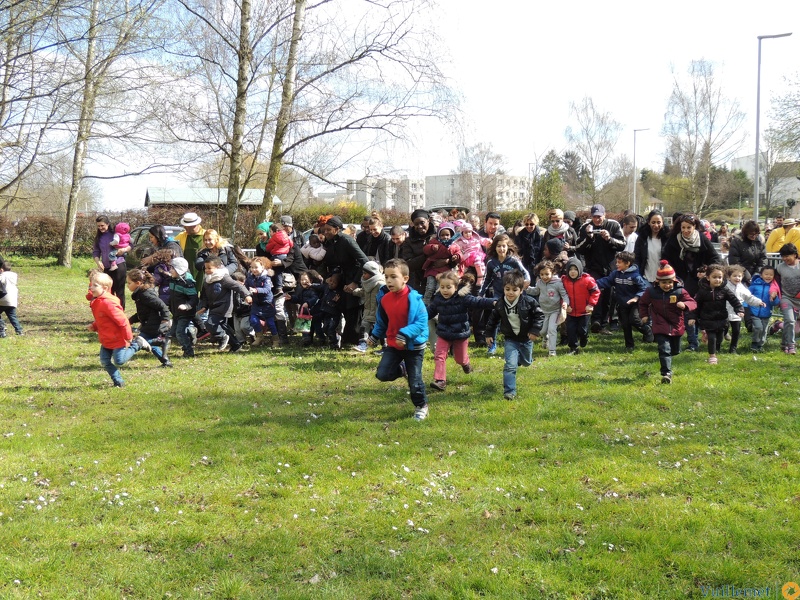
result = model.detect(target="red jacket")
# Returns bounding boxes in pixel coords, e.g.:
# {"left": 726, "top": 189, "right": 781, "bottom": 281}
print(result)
{"left": 266, "top": 229, "right": 293, "bottom": 256}
{"left": 90, "top": 292, "right": 132, "bottom": 349}
{"left": 561, "top": 258, "right": 600, "bottom": 317}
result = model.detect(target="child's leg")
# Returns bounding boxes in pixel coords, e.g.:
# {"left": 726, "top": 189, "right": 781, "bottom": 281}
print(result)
{"left": 779, "top": 298, "right": 797, "bottom": 349}
{"left": 751, "top": 317, "right": 768, "bottom": 349}
{"left": 565, "top": 316, "right": 578, "bottom": 351}
{"left": 206, "top": 314, "right": 226, "bottom": 341}
{"left": 729, "top": 321, "right": 741, "bottom": 351}
{"left": 451, "top": 338, "right": 470, "bottom": 368}
{"left": 618, "top": 305, "right": 634, "bottom": 348}
{"left": 0, "top": 313, "right": 6, "bottom": 336}
{"left": 99, "top": 346, "right": 123, "bottom": 385}
{"left": 423, "top": 276, "right": 437, "bottom": 304}
{"left": 578, "top": 315, "right": 590, "bottom": 347}
{"left": 685, "top": 322, "right": 699, "bottom": 351}
{"left": 706, "top": 328, "right": 719, "bottom": 356}
{"left": 502, "top": 340, "right": 520, "bottom": 396}
{"left": 403, "top": 347, "right": 428, "bottom": 409}
{"left": 376, "top": 346, "right": 406, "bottom": 382}
{"left": 655, "top": 334, "right": 672, "bottom": 376}
{"left": 546, "top": 312, "right": 559, "bottom": 353}
{"left": 433, "top": 337, "right": 451, "bottom": 381}
{"left": 2, "top": 307, "right": 22, "bottom": 334}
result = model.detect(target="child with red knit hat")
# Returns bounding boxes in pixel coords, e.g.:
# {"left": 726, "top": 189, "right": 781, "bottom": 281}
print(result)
{"left": 638, "top": 260, "right": 697, "bottom": 384}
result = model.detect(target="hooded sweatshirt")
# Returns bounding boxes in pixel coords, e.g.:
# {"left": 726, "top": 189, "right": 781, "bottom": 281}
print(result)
{"left": 351, "top": 272, "right": 387, "bottom": 325}
{"left": 528, "top": 276, "right": 569, "bottom": 314}
{"left": 561, "top": 257, "right": 600, "bottom": 316}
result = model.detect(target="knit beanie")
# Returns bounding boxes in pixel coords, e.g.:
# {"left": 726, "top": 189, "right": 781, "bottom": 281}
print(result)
{"left": 171, "top": 257, "right": 189, "bottom": 276}
{"left": 655, "top": 260, "right": 676, "bottom": 280}
{"left": 545, "top": 238, "right": 564, "bottom": 255}
{"left": 362, "top": 261, "right": 382, "bottom": 277}
{"left": 326, "top": 216, "right": 344, "bottom": 230}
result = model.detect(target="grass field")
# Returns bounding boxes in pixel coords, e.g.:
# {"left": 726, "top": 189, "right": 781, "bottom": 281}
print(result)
{"left": 0, "top": 257, "right": 798, "bottom": 599}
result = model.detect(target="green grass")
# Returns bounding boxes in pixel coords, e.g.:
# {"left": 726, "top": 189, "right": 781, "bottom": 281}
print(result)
{"left": 0, "top": 257, "right": 798, "bottom": 598}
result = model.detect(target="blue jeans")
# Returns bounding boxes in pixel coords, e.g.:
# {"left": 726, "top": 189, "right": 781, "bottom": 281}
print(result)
{"left": 99, "top": 343, "right": 141, "bottom": 385}
{"left": 655, "top": 334, "right": 681, "bottom": 376}
{"left": 170, "top": 315, "right": 195, "bottom": 351}
{"left": 0, "top": 306, "right": 23, "bottom": 334}
{"left": 207, "top": 313, "right": 234, "bottom": 342}
{"left": 503, "top": 339, "right": 533, "bottom": 396}
{"left": 376, "top": 346, "right": 427, "bottom": 408}
{"left": 685, "top": 322, "right": 699, "bottom": 350}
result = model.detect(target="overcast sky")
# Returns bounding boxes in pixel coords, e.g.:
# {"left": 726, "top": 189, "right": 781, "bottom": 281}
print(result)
{"left": 100, "top": 0, "right": 800, "bottom": 210}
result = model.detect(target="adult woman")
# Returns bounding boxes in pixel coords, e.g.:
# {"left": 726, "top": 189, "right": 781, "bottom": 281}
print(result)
{"left": 147, "top": 225, "right": 183, "bottom": 259}
{"left": 634, "top": 210, "right": 669, "bottom": 283}
{"left": 515, "top": 213, "right": 544, "bottom": 274}
{"left": 400, "top": 209, "right": 438, "bottom": 294}
{"left": 727, "top": 220, "right": 766, "bottom": 282}
{"left": 92, "top": 215, "right": 127, "bottom": 309}
{"left": 321, "top": 216, "right": 369, "bottom": 346}
{"left": 194, "top": 229, "right": 240, "bottom": 289}
{"left": 358, "top": 216, "right": 392, "bottom": 263}
{"left": 542, "top": 208, "right": 578, "bottom": 255}
{"left": 716, "top": 224, "right": 730, "bottom": 246}
{"left": 662, "top": 214, "right": 722, "bottom": 350}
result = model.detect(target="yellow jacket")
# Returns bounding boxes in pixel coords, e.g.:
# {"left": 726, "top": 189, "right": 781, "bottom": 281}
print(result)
{"left": 174, "top": 227, "right": 206, "bottom": 251}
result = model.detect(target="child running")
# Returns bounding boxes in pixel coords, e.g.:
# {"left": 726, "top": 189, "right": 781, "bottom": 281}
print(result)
{"left": 638, "top": 260, "right": 697, "bottom": 384}
{"left": 246, "top": 257, "right": 278, "bottom": 347}
{"left": 528, "top": 260, "right": 569, "bottom": 356}
{"left": 485, "top": 270, "right": 544, "bottom": 400}
{"left": 350, "top": 261, "right": 386, "bottom": 353}
{"left": 595, "top": 251, "right": 653, "bottom": 352}
{"left": 561, "top": 257, "right": 600, "bottom": 355}
{"left": 0, "top": 261, "right": 24, "bottom": 337}
{"left": 167, "top": 257, "right": 198, "bottom": 357}
{"left": 426, "top": 271, "right": 496, "bottom": 391}
{"left": 724, "top": 264, "right": 766, "bottom": 354}
{"left": 87, "top": 273, "right": 149, "bottom": 387}
{"left": 127, "top": 269, "right": 173, "bottom": 367}
{"left": 776, "top": 243, "right": 800, "bottom": 354}
{"left": 368, "top": 259, "right": 430, "bottom": 420}
{"left": 197, "top": 258, "right": 252, "bottom": 352}
{"left": 694, "top": 264, "right": 743, "bottom": 365}
{"left": 747, "top": 266, "right": 781, "bottom": 352}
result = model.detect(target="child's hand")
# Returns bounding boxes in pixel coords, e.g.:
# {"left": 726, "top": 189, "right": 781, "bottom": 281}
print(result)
{"left": 528, "top": 333, "right": 540, "bottom": 341}
{"left": 688, "top": 319, "right": 695, "bottom": 326}
{"left": 770, "top": 291, "right": 777, "bottom": 300}
{"left": 484, "top": 337, "right": 493, "bottom": 346}
{"left": 737, "top": 312, "right": 744, "bottom": 318}
{"left": 178, "top": 303, "right": 191, "bottom": 311}
{"left": 249, "top": 287, "right": 257, "bottom": 294}
{"left": 395, "top": 336, "right": 406, "bottom": 348}
{"left": 196, "top": 308, "right": 206, "bottom": 315}
{"left": 676, "top": 301, "right": 686, "bottom": 310}
{"left": 367, "top": 336, "right": 379, "bottom": 347}
{"left": 245, "top": 296, "right": 253, "bottom": 305}
{"left": 641, "top": 316, "right": 649, "bottom": 324}
{"left": 758, "top": 300, "right": 767, "bottom": 307}
{"left": 585, "top": 306, "right": 594, "bottom": 314}
{"left": 87, "top": 324, "right": 95, "bottom": 331}
{"left": 566, "top": 305, "right": 572, "bottom": 313}
{"left": 627, "top": 297, "right": 638, "bottom": 304}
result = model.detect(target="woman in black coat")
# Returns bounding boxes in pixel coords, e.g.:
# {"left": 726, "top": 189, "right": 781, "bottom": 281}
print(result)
{"left": 148, "top": 225, "right": 183, "bottom": 258}
{"left": 321, "top": 216, "right": 369, "bottom": 346}
{"left": 727, "top": 220, "right": 766, "bottom": 282}
{"left": 662, "top": 214, "right": 722, "bottom": 351}
{"left": 399, "top": 209, "right": 437, "bottom": 294}
{"left": 633, "top": 210, "right": 670, "bottom": 283}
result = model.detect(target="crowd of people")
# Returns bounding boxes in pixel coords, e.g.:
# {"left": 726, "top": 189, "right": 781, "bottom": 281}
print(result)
{"left": 78, "top": 207, "right": 800, "bottom": 419}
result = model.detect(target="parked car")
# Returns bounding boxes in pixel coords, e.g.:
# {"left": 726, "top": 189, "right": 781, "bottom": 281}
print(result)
{"left": 125, "top": 225, "right": 184, "bottom": 268}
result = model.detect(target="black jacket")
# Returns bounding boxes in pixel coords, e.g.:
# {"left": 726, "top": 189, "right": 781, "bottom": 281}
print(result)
{"left": 399, "top": 223, "right": 437, "bottom": 293}
{"left": 427, "top": 288, "right": 496, "bottom": 341}
{"left": 662, "top": 235, "right": 722, "bottom": 297}
{"left": 130, "top": 286, "right": 171, "bottom": 338}
{"left": 727, "top": 234, "right": 766, "bottom": 280}
{"left": 694, "top": 278, "right": 743, "bottom": 331}
{"left": 486, "top": 294, "right": 545, "bottom": 343}
{"left": 575, "top": 219, "right": 626, "bottom": 277}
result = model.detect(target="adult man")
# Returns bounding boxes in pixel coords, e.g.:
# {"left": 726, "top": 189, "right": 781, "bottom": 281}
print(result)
{"left": 321, "top": 216, "right": 369, "bottom": 346}
{"left": 174, "top": 212, "right": 206, "bottom": 279}
{"left": 384, "top": 226, "right": 407, "bottom": 263}
{"left": 766, "top": 217, "right": 791, "bottom": 252}
{"left": 785, "top": 219, "right": 800, "bottom": 248}
{"left": 622, "top": 214, "right": 639, "bottom": 253}
{"left": 280, "top": 215, "right": 305, "bottom": 249}
{"left": 478, "top": 212, "right": 502, "bottom": 241}
{"left": 358, "top": 216, "right": 392, "bottom": 263}
{"left": 575, "top": 204, "right": 626, "bottom": 334}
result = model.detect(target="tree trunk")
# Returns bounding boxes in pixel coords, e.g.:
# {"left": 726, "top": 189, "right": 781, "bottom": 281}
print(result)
{"left": 257, "top": 0, "right": 306, "bottom": 225}
{"left": 59, "top": 0, "right": 98, "bottom": 268}
{"left": 223, "top": 0, "right": 252, "bottom": 242}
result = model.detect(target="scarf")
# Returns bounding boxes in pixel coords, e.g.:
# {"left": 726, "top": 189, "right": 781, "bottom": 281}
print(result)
{"left": 547, "top": 221, "right": 571, "bottom": 238}
{"left": 678, "top": 229, "right": 701, "bottom": 261}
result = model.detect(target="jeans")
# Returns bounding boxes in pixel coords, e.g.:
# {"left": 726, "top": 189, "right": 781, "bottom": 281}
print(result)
{"left": 322, "top": 314, "right": 340, "bottom": 347}
{"left": 207, "top": 313, "right": 235, "bottom": 342}
{"left": 779, "top": 297, "right": 798, "bottom": 349}
{"left": 376, "top": 346, "right": 427, "bottom": 408}
{"left": 0, "top": 306, "right": 23, "bottom": 334}
{"left": 170, "top": 315, "right": 194, "bottom": 351}
{"left": 685, "top": 322, "right": 699, "bottom": 351}
{"left": 99, "top": 343, "right": 141, "bottom": 385}
{"left": 503, "top": 339, "right": 533, "bottom": 396}
{"left": 433, "top": 337, "right": 469, "bottom": 381}
{"left": 566, "top": 314, "right": 589, "bottom": 350}
{"left": 249, "top": 311, "right": 277, "bottom": 335}
{"left": 750, "top": 316, "right": 770, "bottom": 349}
{"left": 654, "top": 334, "right": 681, "bottom": 376}
{"left": 234, "top": 315, "right": 254, "bottom": 343}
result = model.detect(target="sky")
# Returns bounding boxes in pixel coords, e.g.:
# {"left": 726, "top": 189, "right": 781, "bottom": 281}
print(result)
{"left": 99, "top": 0, "right": 800, "bottom": 210}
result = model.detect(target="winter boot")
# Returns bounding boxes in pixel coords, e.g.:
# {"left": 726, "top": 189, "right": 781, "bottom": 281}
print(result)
{"left": 157, "top": 339, "right": 173, "bottom": 368}
{"left": 276, "top": 319, "right": 290, "bottom": 346}
{"left": 252, "top": 332, "right": 264, "bottom": 347}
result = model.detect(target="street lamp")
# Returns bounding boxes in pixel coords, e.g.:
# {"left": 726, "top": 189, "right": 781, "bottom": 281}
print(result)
{"left": 632, "top": 128, "right": 649, "bottom": 215}
{"left": 754, "top": 32, "right": 792, "bottom": 225}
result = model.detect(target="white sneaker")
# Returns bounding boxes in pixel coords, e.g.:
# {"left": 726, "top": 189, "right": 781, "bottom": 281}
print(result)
{"left": 135, "top": 336, "right": 151, "bottom": 351}
{"left": 413, "top": 404, "right": 429, "bottom": 421}
{"left": 218, "top": 334, "right": 230, "bottom": 351}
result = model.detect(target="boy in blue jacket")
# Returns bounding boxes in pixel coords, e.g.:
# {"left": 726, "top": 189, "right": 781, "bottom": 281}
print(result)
{"left": 748, "top": 265, "right": 781, "bottom": 352}
{"left": 596, "top": 251, "right": 653, "bottom": 351}
{"left": 368, "top": 259, "right": 430, "bottom": 420}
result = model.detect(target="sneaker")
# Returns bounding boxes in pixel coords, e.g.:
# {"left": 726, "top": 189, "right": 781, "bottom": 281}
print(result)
{"left": 0, "top": 332, "right": 6, "bottom": 338}
{"left": 197, "top": 331, "right": 211, "bottom": 343}
{"left": 487, "top": 340, "right": 497, "bottom": 356}
{"left": 724, "top": 332, "right": 732, "bottom": 341}
{"left": 217, "top": 334, "right": 229, "bottom": 351}
{"left": 160, "top": 359, "right": 174, "bottom": 368}
{"left": 373, "top": 348, "right": 384, "bottom": 356}
{"left": 354, "top": 341, "right": 368, "bottom": 353}
{"left": 568, "top": 348, "right": 580, "bottom": 355}
{"left": 413, "top": 404, "right": 429, "bottom": 420}
{"left": 661, "top": 372, "right": 672, "bottom": 384}
{"left": 135, "top": 336, "right": 151, "bottom": 352}
{"left": 113, "top": 380, "right": 125, "bottom": 388}
{"left": 728, "top": 347, "right": 737, "bottom": 354}
{"left": 430, "top": 380, "right": 446, "bottom": 391}
{"left": 789, "top": 346, "right": 797, "bottom": 355}
{"left": 548, "top": 350, "right": 557, "bottom": 357}
{"left": 462, "top": 363, "right": 473, "bottom": 374}
{"left": 229, "top": 342, "right": 242, "bottom": 353}
{"left": 708, "top": 355, "right": 718, "bottom": 365}
{"left": 183, "top": 347, "right": 195, "bottom": 358}
{"left": 643, "top": 329, "right": 654, "bottom": 343}
{"left": 624, "top": 346, "right": 634, "bottom": 353}
{"left": 580, "top": 336, "right": 588, "bottom": 348}
{"left": 503, "top": 392, "right": 517, "bottom": 400}
{"left": 590, "top": 321, "right": 601, "bottom": 334}
{"left": 599, "top": 328, "right": 613, "bottom": 336}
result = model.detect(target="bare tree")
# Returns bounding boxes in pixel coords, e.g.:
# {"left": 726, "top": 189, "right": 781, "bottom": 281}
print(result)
{"left": 565, "top": 96, "right": 622, "bottom": 201}
{"left": 454, "top": 143, "right": 506, "bottom": 211}
{"left": 770, "top": 74, "right": 800, "bottom": 159}
{"left": 662, "top": 59, "right": 746, "bottom": 216}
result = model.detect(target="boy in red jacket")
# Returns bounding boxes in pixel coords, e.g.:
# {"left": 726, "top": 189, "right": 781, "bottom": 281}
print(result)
{"left": 561, "top": 257, "right": 600, "bottom": 354}
{"left": 87, "top": 273, "right": 150, "bottom": 387}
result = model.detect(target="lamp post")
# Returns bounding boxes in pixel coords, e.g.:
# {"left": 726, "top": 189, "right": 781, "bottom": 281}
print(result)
{"left": 754, "top": 32, "right": 792, "bottom": 225}
{"left": 632, "top": 128, "right": 649, "bottom": 215}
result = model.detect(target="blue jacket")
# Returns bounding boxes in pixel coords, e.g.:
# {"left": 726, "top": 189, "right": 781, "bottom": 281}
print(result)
{"left": 480, "top": 256, "right": 530, "bottom": 298}
{"left": 427, "top": 289, "right": 496, "bottom": 341}
{"left": 245, "top": 272, "right": 274, "bottom": 307}
{"left": 596, "top": 264, "right": 648, "bottom": 305}
{"left": 372, "top": 285, "right": 429, "bottom": 350}
{"left": 748, "top": 274, "right": 780, "bottom": 319}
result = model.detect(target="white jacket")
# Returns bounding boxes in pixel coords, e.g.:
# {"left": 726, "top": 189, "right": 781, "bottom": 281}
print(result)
{"left": 0, "top": 271, "right": 18, "bottom": 307}
{"left": 725, "top": 280, "right": 761, "bottom": 322}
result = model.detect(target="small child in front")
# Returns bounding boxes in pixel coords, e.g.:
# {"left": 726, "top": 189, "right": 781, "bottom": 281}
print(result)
{"left": 426, "top": 270, "right": 496, "bottom": 391}
{"left": 246, "top": 257, "right": 278, "bottom": 347}
{"left": 167, "top": 257, "right": 198, "bottom": 357}
{"left": 724, "top": 264, "right": 766, "bottom": 354}
{"left": 349, "top": 261, "right": 386, "bottom": 353}
{"left": 368, "top": 259, "right": 430, "bottom": 420}
{"left": 87, "top": 273, "right": 149, "bottom": 387}
{"left": 694, "top": 264, "right": 743, "bottom": 365}
{"left": 638, "top": 261, "right": 697, "bottom": 384}
{"left": 485, "top": 270, "right": 545, "bottom": 400}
